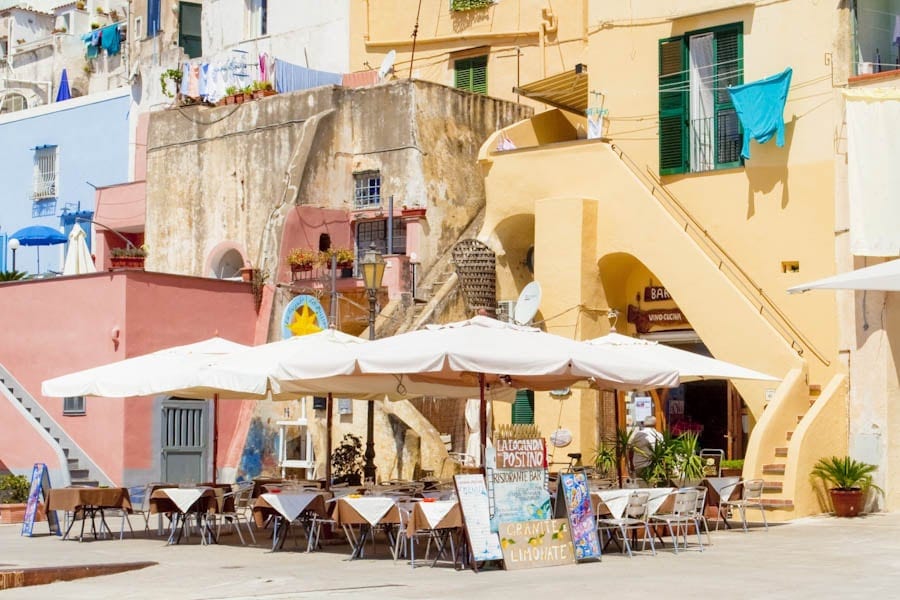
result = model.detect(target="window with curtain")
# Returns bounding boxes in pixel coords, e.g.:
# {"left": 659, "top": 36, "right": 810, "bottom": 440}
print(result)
{"left": 658, "top": 23, "right": 743, "bottom": 175}
{"left": 147, "top": 0, "right": 161, "bottom": 38}
{"left": 246, "top": 0, "right": 267, "bottom": 39}
{"left": 454, "top": 55, "right": 488, "bottom": 94}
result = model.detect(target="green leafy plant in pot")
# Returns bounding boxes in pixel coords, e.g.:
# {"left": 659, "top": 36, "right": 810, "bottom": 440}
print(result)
{"left": 0, "top": 474, "right": 29, "bottom": 504}
{"left": 811, "top": 456, "right": 882, "bottom": 517}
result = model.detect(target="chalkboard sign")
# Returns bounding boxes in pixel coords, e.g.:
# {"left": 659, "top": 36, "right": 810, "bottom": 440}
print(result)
{"left": 21, "top": 463, "right": 60, "bottom": 537}
{"left": 555, "top": 471, "right": 601, "bottom": 561}
{"left": 454, "top": 474, "right": 503, "bottom": 564}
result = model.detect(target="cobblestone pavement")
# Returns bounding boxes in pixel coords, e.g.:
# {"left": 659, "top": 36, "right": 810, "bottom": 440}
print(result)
{"left": 2, "top": 512, "right": 899, "bottom": 599}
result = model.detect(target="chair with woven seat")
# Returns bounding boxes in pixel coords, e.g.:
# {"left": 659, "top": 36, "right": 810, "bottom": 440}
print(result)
{"left": 717, "top": 478, "right": 768, "bottom": 532}
{"left": 596, "top": 491, "right": 655, "bottom": 557}
{"left": 650, "top": 488, "right": 703, "bottom": 554}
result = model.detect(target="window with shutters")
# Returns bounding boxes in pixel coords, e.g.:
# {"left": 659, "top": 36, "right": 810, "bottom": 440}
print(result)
{"left": 512, "top": 390, "right": 535, "bottom": 425}
{"left": 33, "top": 145, "right": 58, "bottom": 200}
{"left": 454, "top": 55, "right": 488, "bottom": 94}
{"left": 178, "top": 2, "right": 202, "bottom": 59}
{"left": 659, "top": 23, "right": 743, "bottom": 175}
{"left": 147, "top": 0, "right": 161, "bottom": 38}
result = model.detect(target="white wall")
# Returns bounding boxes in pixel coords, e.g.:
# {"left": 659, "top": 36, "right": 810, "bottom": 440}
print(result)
{"left": 201, "top": 0, "right": 350, "bottom": 72}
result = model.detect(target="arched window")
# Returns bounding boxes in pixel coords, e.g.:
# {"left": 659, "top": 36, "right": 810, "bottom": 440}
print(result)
{"left": 318, "top": 233, "right": 331, "bottom": 252}
{"left": 0, "top": 92, "right": 27, "bottom": 114}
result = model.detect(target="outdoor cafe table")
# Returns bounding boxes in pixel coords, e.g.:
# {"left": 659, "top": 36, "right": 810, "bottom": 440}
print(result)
{"left": 331, "top": 496, "right": 402, "bottom": 559}
{"left": 252, "top": 491, "right": 329, "bottom": 551}
{"left": 702, "top": 476, "right": 741, "bottom": 527}
{"left": 150, "top": 487, "right": 220, "bottom": 545}
{"left": 404, "top": 500, "right": 462, "bottom": 568}
{"left": 591, "top": 487, "right": 675, "bottom": 520}
{"left": 46, "top": 487, "right": 132, "bottom": 542}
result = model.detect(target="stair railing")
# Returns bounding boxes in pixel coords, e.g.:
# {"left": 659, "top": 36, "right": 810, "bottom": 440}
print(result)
{"left": 610, "top": 143, "right": 829, "bottom": 367}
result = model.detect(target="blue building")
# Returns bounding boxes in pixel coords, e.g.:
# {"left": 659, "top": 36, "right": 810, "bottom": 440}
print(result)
{"left": 0, "top": 88, "right": 131, "bottom": 274}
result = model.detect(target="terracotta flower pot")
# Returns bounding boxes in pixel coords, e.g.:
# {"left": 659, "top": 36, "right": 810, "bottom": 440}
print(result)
{"left": 830, "top": 488, "right": 865, "bottom": 517}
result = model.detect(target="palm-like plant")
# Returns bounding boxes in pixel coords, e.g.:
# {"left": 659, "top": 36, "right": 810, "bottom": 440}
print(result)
{"left": 811, "top": 456, "right": 882, "bottom": 492}
{"left": 0, "top": 270, "right": 28, "bottom": 281}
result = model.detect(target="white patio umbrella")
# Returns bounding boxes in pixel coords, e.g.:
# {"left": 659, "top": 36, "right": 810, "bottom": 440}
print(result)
{"left": 787, "top": 259, "right": 900, "bottom": 293}
{"left": 582, "top": 333, "right": 780, "bottom": 382}
{"left": 61, "top": 224, "right": 96, "bottom": 275}
{"left": 41, "top": 337, "right": 253, "bottom": 484}
{"left": 348, "top": 316, "right": 680, "bottom": 464}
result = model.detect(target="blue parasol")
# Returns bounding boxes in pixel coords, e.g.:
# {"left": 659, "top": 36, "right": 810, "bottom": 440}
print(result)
{"left": 11, "top": 225, "right": 68, "bottom": 246}
{"left": 55, "top": 68, "right": 71, "bottom": 102}
{"left": 10, "top": 225, "right": 67, "bottom": 274}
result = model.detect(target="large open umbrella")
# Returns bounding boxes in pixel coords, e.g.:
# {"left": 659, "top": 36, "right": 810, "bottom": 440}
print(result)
{"left": 582, "top": 333, "right": 780, "bottom": 382}
{"left": 62, "top": 224, "right": 96, "bottom": 275}
{"left": 197, "top": 328, "right": 489, "bottom": 486}
{"left": 10, "top": 225, "right": 68, "bottom": 273}
{"left": 347, "top": 316, "right": 680, "bottom": 464}
{"left": 42, "top": 337, "right": 253, "bottom": 484}
{"left": 787, "top": 259, "right": 900, "bottom": 293}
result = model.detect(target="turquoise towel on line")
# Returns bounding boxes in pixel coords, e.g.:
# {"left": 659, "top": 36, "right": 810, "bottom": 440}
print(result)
{"left": 99, "top": 24, "right": 120, "bottom": 56}
{"left": 727, "top": 67, "right": 792, "bottom": 159}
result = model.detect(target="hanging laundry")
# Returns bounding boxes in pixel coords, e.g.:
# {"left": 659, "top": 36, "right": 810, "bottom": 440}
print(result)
{"left": 99, "top": 24, "right": 120, "bottom": 55}
{"left": 81, "top": 30, "right": 100, "bottom": 59}
{"left": 586, "top": 107, "right": 608, "bottom": 140}
{"left": 274, "top": 58, "right": 342, "bottom": 94}
{"left": 727, "top": 67, "right": 792, "bottom": 159}
{"left": 259, "top": 52, "right": 269, "bottom": 82}
{"left": 341, "top": 70, "right": 379, "bottom": 88}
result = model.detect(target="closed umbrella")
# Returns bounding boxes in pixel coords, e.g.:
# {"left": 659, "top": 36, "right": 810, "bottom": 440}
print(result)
{"left": 56, "top": 68, "right": 71, "bottom": 102}
{"left": 62, "top": 224, "right": 96, "bottom": 275}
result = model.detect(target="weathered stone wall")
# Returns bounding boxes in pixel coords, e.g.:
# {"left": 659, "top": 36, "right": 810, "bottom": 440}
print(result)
{"left": 145, "top": 80, "right": 532, "bottom": 481}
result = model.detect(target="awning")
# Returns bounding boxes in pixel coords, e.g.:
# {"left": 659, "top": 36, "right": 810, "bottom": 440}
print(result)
{"left": 787, "top": 259, "right": 900, "bottom": 293}
{"left": 513, "top": 67, "right": 588, "bottom": 114}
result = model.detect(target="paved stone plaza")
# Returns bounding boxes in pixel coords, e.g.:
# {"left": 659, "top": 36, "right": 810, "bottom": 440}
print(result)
{"left": 2, "top": 512, "right": 898, "bottom": 599}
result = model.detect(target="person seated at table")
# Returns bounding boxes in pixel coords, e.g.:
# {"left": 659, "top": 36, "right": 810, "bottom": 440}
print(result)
{"left": 629, "top": 416, "right": 664, "bottom": 480}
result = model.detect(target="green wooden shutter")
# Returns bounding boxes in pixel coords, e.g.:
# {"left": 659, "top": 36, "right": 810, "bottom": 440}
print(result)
{"left": 659, "top": 37, "right": 687, "bottom": 175}
{"left": 455, "top": 56, "right": 488, "bottom": 94}
{"left": 713, "top": 25, "right": 743, "bottom": 167}
{"left": 512, "top": 390, "right": 535, "bottom": 425}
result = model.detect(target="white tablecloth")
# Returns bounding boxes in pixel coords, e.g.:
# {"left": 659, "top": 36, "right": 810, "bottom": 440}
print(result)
{"left": 417, "top": 501, "right": 457, "bottom": 529}
{"left": 261, "top": 492, "right": 321, "bottom": 521}
{"left": 158, "top": 488, "right": 209, "bottom": 513}
{"left": 343, "top": 497, "right": 396, "bottom": 526}
{"left": 593, "top": 488, "right": 674, "bottom": 519}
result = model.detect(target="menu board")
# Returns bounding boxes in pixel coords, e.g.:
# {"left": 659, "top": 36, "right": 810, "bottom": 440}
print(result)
{"left": 556, "top": 471, "right": 601, "bottom": 561}
{"left": 454, "top": 474, "right": 503, "bottom": 563}
{"left": 499, "top": 518, "right": 576, "bottom": 571}
{"left": 21, "top": 463, "right": 59, "bottom": 537}
{"left": 490, "top": 469, "right": 551, "bottom": 531}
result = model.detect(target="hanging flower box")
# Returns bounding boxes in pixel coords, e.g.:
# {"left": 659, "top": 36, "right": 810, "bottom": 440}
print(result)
{"left": 109, "top": 246, "right": 147, "bottom": 269}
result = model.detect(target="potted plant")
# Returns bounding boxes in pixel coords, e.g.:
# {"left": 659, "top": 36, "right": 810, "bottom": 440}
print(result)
{"left": 251, "top": 80, "right": 276, "bottom": 99}
{"left": 76, "top": 0, "right": 86, "bottom": 9}
{"left": 811, "top": 456, "right": 882, "bottom": 517}
{"left": 331, "top": 433, "right": 364, "bottom": 486}
{"left": 224, "top": 86, "right": 239, "bottom": 105}
{"left": 0, "top": 474, "right": 30, "bottom": 524}
{"left": 591, "top": 443, "right": 617, "bottom": 481}
{"left": 241, "top": 85, "right": 253, "bottom": 103}
{"left": 287, "top": 247, "right": 316, "bottom": 272}
{"left": 401, "top": 203, "right": 427, "bottom": 218}
{"left": 160, "top": 68, "right": 183, "bottom": 99}
{"left": 721, "top": 459, "right": 743, "bottom": 477}
{"left": 110, "top": 245, "right": 147, "bottom": 269}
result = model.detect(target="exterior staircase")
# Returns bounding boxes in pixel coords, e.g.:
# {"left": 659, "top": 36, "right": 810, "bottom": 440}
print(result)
{"left": 0, "top": 363, "right": 110, "bottom": 487}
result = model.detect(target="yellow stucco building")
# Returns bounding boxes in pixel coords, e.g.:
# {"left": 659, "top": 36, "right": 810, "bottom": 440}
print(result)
{"left": 349, "top": 0, "right": 900, "bottom": 520}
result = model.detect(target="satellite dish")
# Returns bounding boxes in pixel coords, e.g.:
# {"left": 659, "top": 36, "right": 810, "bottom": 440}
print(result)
{"left": 514, "top": 281, "right": 542, "bottom": 325}
{"left": 378, "top": 50, "right": 396, "bottom": 81}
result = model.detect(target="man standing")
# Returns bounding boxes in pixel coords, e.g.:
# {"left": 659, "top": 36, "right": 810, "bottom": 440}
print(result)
{"left": 629, "top": 416, "right": 664, "bottom": 480}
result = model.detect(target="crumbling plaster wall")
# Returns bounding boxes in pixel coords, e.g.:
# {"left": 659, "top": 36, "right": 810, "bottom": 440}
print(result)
{"left": 145, "top": 80, "right": 531, "bottom": 480}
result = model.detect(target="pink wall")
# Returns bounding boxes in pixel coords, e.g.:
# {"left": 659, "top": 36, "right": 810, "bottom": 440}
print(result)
{"left": 279, "top": 206, "right": 353, "bottom": 282}
{"left": 0, "top": 271, "right": 258, "bottom": 484}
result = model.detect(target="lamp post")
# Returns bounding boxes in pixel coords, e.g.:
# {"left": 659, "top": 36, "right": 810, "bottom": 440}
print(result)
{"left": 359, "top": 242, "right": 386, "bottom": 483}
{"left": 7, "top": 238, "right": 19, "bottom": 271}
